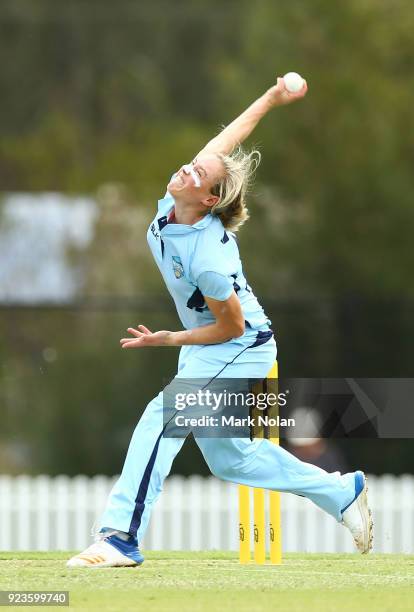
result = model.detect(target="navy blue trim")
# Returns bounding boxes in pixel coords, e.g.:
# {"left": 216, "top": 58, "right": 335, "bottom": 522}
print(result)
{"left": 221, "top": 231, "right": 229, "bottom": 244}
{"left": 159, "top": 216, "right": 167, "bottom": 259}
{"left": 186, "top": 287, "right": 206, "bottom": 312}
{"left": 231, "top": 274, "right": 241, "bottom": 293}
{"left": 248, "top": 330, "right": 273, "bottom": 349}
{"left": 129, "top": 430, "right": 165, "bottom": 537}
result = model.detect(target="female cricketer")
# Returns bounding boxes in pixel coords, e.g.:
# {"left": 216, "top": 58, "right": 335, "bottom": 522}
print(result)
{"left": 68, "top": 76, "right": 373, "bottom": 567}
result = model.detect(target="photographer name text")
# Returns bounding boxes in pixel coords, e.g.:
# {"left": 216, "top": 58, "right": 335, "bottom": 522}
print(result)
{"left": 174, "top": 415, "right": 295, "bottom": 428}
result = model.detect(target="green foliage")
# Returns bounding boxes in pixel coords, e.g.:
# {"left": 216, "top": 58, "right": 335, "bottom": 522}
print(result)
{"left": 1, "top": 0, "right": 414, "bottom": 296}
{"left": 2, "top": 1, "right": 414, "bottom": 476}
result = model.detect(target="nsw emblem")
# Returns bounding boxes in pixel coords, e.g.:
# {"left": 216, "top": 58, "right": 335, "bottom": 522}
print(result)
{"left": 172, "top": 256, "right": 184, "bottom": 279}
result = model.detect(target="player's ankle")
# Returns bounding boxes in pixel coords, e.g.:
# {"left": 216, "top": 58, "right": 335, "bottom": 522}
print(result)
{"left": 100, "top": 527, "right": 131, "bottom": 541}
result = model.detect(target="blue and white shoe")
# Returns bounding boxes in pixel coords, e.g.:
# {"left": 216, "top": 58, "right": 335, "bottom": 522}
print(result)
{"left": 67, "top": 530, "right": 144, "bottom": 568}
{"left": 341, "top": 471, "right": 373, "bottom": 554}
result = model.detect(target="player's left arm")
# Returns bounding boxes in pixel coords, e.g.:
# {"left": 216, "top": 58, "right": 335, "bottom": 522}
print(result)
{"left": 120, "top": 292, "right": 245, "bottom": 348}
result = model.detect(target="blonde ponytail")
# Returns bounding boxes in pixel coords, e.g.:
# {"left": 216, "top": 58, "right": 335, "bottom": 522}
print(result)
{"left": 210, "top": 147, "right": 261, "bottom": 232}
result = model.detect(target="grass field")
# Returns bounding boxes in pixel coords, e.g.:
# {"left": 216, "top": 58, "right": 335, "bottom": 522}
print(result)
{"left": 1, "top": 551, "right": 413, "bottom": 611}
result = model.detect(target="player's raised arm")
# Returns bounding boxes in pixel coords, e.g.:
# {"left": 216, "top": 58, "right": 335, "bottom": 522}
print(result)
{"left": 198, "top": 75, "right": 308, "bottom": 158}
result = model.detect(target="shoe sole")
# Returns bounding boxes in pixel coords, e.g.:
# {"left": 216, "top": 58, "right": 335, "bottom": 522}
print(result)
{"left": 356, "top": 475, "right": 374, "bottom": 554}
{"left": 67, "top": 559, "right": 142, "bottom": 568}
{"left": 88, "top": 560, "right": 142, "bottom": 568}
{"left": 67, "top": 552, "right": 143, "bottom": 568}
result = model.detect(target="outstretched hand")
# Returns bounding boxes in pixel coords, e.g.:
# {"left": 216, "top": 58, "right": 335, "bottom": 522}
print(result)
{"left": 120, "top": 325, "right": 172, "bottom": 348}
{"left": 266, "top": 76, "right": 308, "bottom": 108}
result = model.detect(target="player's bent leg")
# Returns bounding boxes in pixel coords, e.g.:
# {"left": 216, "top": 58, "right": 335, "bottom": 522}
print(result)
{"left": 67, "top": 392, "right": 186, "bottom": 567}
{"left": 98, "top": 392, "right": 186, "bottom": 537}
{"left": 67, "top": 328, "right": 277, "bottom": 568}
{"left": 67, "top": 529, "right": 144, "bottom": 568}
{"left": 197, "top": 437, "right": 373, "bottom": 554}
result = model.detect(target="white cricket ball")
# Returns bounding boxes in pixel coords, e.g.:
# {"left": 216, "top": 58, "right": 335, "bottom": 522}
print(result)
{"left": 283, "top": 72, "right": 304, "bottom": 93}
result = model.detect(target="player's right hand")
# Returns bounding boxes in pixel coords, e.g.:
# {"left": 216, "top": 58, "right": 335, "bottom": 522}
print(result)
{"left": 266, "top": 77, "right": 308, "bottom": 108}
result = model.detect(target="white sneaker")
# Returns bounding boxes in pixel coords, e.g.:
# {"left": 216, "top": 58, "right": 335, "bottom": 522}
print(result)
{"left": 67, "top": 531, "right": 144, "bottom": 568}
{"left": 341, "top": 471, "right": 373, "bottom": 554}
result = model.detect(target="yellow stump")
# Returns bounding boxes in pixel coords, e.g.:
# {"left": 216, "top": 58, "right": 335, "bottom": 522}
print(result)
{"left": 253, "top": 487, "right": 266, "bottom": 564}
{"left": 238, "top": 484, "right": 251, "bottom": 564}
{"left": 238, "top": 361, "right": 282, "bottom": 565}
{"left": 269, "top": 487, "right": 282, "bottom": 564}
{"left": 268, "top": 361, "right": 282, "bottom": 565}
{"left": 267, "top": 361, "right": 278, "bottom": 380}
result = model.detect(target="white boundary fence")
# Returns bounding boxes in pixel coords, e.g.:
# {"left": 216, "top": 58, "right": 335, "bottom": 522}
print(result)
{"left": 0, "top": 474, "right": 413, "bottom": 553}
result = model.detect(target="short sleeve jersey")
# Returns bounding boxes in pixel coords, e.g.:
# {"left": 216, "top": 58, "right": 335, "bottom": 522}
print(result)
{"left": 146, "top": 178, "right": 271, "bottom": 332}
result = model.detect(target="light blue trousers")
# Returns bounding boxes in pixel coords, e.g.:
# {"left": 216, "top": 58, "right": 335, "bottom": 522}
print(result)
{"left": 99, "top": 329, "right": 357, "bottom": 542}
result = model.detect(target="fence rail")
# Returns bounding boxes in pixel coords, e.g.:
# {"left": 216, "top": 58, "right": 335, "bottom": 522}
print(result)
{"left": 0, "top": 474, "right": 413, "bottom": 553}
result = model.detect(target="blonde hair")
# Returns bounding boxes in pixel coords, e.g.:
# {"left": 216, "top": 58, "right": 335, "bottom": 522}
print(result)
{"left": 210, "top": 147, "right": 261, "bottom": 232}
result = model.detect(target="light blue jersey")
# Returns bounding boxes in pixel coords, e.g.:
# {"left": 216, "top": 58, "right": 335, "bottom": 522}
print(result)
{"left": 146, "top": 181, "right": 271, "bottom": 332}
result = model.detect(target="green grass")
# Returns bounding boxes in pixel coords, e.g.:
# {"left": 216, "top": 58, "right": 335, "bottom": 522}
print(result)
{"left": 1, "top": 551, "right": 413, "bottom": 611}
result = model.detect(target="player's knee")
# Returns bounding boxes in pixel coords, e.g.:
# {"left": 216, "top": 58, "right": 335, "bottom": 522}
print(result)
{"left": 207, "top": 456, "right": 239, "bottom": 480}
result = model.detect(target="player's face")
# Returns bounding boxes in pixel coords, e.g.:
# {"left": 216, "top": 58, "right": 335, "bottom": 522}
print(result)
{"left": 168, "top": 153, "right": 224, "bottom": 207}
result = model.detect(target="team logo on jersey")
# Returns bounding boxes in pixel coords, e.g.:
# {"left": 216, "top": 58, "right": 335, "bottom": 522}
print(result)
{"left": 172, "top": 256, "right": 184, "bottom": 279}
{"left": 150, "top": 223, "right": 159, "bottom": 240}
